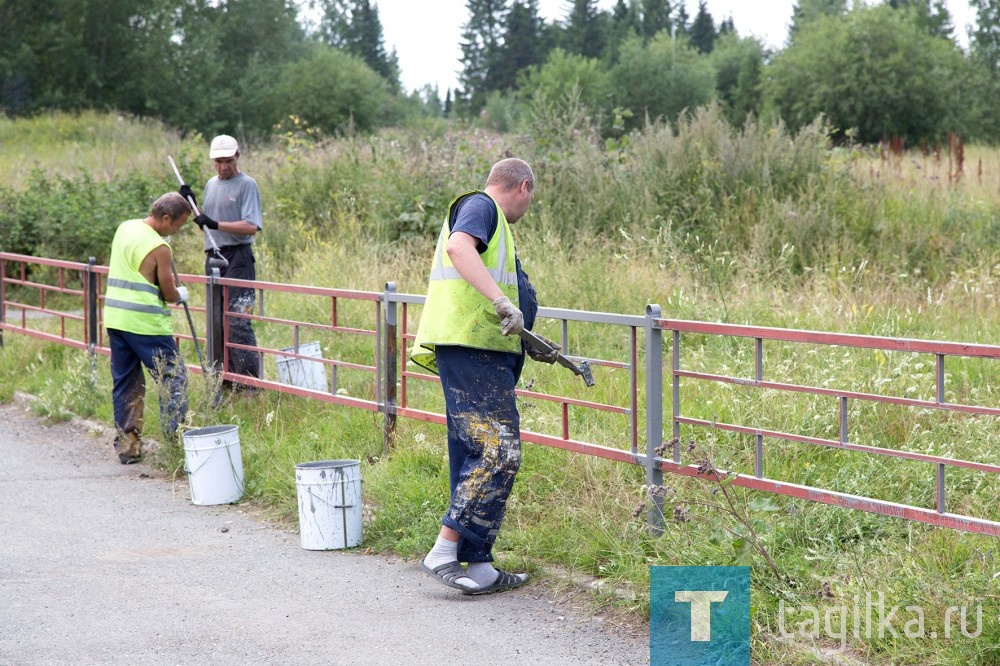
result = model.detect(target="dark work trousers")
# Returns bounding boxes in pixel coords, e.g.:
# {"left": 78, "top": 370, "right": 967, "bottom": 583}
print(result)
{"left": 109, "top": 328, "right": 188, "bottom": 446}
{"left": 436, "top": 344, "right": 525, "bottom": 563}
{"left": 208, "top": 244, "right": 260, "bottom": 381}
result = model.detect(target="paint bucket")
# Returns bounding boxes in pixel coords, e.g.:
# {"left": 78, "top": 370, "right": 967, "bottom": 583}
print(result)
{"left": 276, "top": 341, "right": 328, "bottom": 392}
{"left": 295, "top": 460, "right": 362, "bottom": 550}
{"left": 183, "top": 425, "right": 244, "bottom": 505}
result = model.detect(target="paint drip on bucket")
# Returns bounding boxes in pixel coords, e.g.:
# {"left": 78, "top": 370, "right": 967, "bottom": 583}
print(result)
{"left": 295, "top": 460, "right": 362, "bottom": 550}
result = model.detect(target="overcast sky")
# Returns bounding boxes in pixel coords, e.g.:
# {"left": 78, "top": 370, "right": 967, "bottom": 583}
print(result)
{"left": 369, "top": 0, "right": 977, "bottom": 94}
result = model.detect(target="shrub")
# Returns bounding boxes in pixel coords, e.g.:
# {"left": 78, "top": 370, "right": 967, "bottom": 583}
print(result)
{"left": 0, "top": 169, "right": 166, "bottom": 263}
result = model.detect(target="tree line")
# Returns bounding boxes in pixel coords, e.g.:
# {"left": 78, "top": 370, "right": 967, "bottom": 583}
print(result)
{"left": 2, "top": 0, "right": 999, "bottom": 145}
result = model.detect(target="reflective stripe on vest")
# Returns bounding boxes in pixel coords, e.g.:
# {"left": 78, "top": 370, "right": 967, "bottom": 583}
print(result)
{"left": 427, "top": 214, "right": 517, "bottom": 286}
{"left": 103, "top": 297, "right": 171, "bottom": 317}
{"left": 103, "top": 219, "right": 173, "bottom": 336}
{"left": 410, "top": 191, "right": 521, "bottom": 375}
{"left": 107, "top": 277, "right": 162, "bottom": 296}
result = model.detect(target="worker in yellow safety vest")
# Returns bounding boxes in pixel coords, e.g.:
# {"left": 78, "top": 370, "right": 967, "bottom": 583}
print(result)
{"left": 411, "top": 158, "right": 559, "bottom": 596}
{"left": 103, "top": 192, "right": 191, "bottom": 464}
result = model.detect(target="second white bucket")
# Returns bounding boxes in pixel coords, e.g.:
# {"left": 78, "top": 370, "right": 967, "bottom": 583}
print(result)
{"left": 295, "top": 460, "right": 362, "bottom": 550}
{"left": 276, "top": 341, "right": 328, "bottom": 392}
{"left": 183, "top": 425, "right": 244, "bottom": 506}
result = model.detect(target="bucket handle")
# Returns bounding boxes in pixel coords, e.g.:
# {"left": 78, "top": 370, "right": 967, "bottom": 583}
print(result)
{"left": 184, "top": 437, "right": 245, "bottom": 496}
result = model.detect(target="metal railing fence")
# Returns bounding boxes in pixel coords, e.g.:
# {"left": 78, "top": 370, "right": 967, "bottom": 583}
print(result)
{"left": 649, "top": 314, "right": 1000, "bottom": 536}
{"left": 3, "top": 252, "right": 998, "bottom": 537}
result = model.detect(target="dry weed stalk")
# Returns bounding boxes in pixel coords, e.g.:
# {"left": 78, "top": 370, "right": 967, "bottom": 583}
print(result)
{"left": 639, "top": 436, "right": 787, "bottom": 584}
{"left": 948, "top": 132, "right": 964, "bottom": 185}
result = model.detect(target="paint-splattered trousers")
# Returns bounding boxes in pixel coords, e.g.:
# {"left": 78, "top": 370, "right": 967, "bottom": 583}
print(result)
{"left": 436, "top": 344, "right": 525, "bottom": 563}
{"left": 208, "top": 244, "right": 260, "bottom": 381}
{"left": 109, "top": 328, "right": 188, "bottom": 449}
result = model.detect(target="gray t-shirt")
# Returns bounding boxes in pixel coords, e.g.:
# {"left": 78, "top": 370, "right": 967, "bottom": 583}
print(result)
{"left": 202, "top": 171, "right": 263, "bottom": 250}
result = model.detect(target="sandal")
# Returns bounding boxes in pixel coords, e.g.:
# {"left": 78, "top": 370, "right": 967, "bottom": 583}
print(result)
{"left": 462, "top": 569, "right": 528, "bottom": 596}
{"left": 420, "top": 560, "right": 479, "bottom": 592}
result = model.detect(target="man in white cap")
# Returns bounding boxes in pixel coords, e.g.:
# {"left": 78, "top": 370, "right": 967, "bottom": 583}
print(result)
{"left": 179, "top": 134, "right": 263, "bottom": 390}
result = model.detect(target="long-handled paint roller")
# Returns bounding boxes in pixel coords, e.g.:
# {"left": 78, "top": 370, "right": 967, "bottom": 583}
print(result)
{"left": 519, "top": 329, "right": 596, "bottom": 387}
{"left": 167, "top": 155, "right": 229, "bottom": 271}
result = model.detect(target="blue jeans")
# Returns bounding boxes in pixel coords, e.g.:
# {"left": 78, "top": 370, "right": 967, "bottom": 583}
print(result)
{"left": 109, "top": 328, "right": 187, "bottom": 445}
{"left": 436, "top": 345, "right": 524, "bottom": 563}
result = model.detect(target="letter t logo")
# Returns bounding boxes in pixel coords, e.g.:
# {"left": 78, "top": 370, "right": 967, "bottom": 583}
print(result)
{"left": 675, "top": 591, "right": 729, "bottom": 641}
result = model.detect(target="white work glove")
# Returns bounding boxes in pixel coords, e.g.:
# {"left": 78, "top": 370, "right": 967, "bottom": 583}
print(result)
{"left": 175, "top": 286, "right": 189, "bottom": 304}
{"left": 525, "top": 334, "right": 560, "bottom": 364}
{"left": 492, "top": 296, "right": 524, "bottom": 336}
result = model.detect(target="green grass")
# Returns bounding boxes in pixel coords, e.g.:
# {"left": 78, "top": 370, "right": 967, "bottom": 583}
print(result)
{"left": 0, "top": 110, "right": 197, "bottom": 187}
{"left": 4, "top": 110, "right": 1000, "bottom": 664}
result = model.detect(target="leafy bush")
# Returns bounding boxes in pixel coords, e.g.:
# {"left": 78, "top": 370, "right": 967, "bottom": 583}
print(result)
{"left": 0, "top": 169, "right": 166, "bottom": 263}
{"left": 610, "top": 33, "right": 716, "bottom": 132}
{"left": 709, "top": 33, "right": 766, "bottom": 128}
{"left": 518, "top": 48, "right": 613, "bottom": 126}
{"left": 250, "top": 46, "right": 392, "bottom": 137}
{"left": 766, "top": 4, "right": 968, "bottom": 144}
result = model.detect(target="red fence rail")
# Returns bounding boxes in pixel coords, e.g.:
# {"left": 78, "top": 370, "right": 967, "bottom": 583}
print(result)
{"left": 652, "top": 313, "right": 1000, "bottom": 536}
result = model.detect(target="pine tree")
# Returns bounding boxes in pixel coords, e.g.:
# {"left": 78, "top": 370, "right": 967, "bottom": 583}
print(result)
{"left": 564, "top": 0, "right": 606, "bottom": 58}
{"left": 354, "top": 1, "right": 400, "bottom": 88}
{"left": 673, "top": 1, "right": 689, "bottom": 35}
{"left": 971, "top": 0, "right": 1000, "bottom": 71}
{"left": 789, "top": 0, "right": 847, "bottom": 41}
{"left": 719, "top": 15, "right": 735, "bottom": 36}
{"left": 689, "top": 1, "right": 716, "bottom": 53}
{"left": 493, "top": 0, "right": 545, "bottom": 90}
{"left": 606, "top": 0, "right": 642, "bottom": 61}
{"left": 612, "top": 0, "right": 641, "bottom": 35}
{"left": 318, "top": 0, "right": 399, "bottom": 90}
{"left": 641, "top": 0, "right": 672, "bottom": 40}
{"left": 886, "top": 0, "right": 953, "bottom": 39}
{"left": 458, "top": 0, "right": 508, "bottom": 111}
{"left": 968, "top": 0, "right": 1000, "bottom": 138}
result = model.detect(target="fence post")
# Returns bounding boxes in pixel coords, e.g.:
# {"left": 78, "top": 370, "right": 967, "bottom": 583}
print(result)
{"left": 1, "top": 255, "right": 6, "bottom": 348}
{"left": 84, "top": 257, "right": 98, "bottom": 352}
{"left": 84, "top": 257, "right": 99, "bottom": 385}
{"left": 382, "top": 282, "right": 398, "bottom": 453}
{"left": 205, "top": 268, "right": 224, "bottom": 404}
{"left": 645, "top": 304, "right": 665, "bottom": 535}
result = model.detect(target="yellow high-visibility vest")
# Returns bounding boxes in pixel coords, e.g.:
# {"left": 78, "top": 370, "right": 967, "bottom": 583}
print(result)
{"left": 103, "top": 219, "right": 172, "bottom": 336}
{"left": 411, "top": 191, "right": 520, "bottom": 375}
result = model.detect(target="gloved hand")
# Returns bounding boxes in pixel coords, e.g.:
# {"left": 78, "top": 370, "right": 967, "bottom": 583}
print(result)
{"left": 175, "top": 286, "right": 189, "bottom": 304}
{"left": 179, "top": 183, "right": 197, "bottom": 208}
{"left": 492, "top": 296, "right": 524, "bottom": 336}
{"left": 526, "top": 334, "right": 560, "bottom": 364}
{"left": 194, "top": 213, "right": 219, "bottom": 230}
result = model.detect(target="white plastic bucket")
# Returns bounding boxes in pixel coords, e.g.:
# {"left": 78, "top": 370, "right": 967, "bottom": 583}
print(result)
{"left": 276, "top": 341, "right": 328, "bottom": 392}
{"left": 295, "top": 460, "right": 362, "bottom": 550}
{"left": 183, "top": 425, "right": 244, "bottom": 506}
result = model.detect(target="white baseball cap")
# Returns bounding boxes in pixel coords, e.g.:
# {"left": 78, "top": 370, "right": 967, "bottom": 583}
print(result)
{"left": 209, "top": 134, "right": 239, "bottom": 159}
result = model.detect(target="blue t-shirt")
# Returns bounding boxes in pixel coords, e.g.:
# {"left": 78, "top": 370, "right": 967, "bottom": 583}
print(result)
{"left": 449, "top": 193, "right": 538, "bottom": 331}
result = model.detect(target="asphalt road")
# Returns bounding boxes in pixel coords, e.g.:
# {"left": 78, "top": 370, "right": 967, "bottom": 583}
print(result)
{"left": 0, "top": 400, "right": 649, "bottom": 666}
